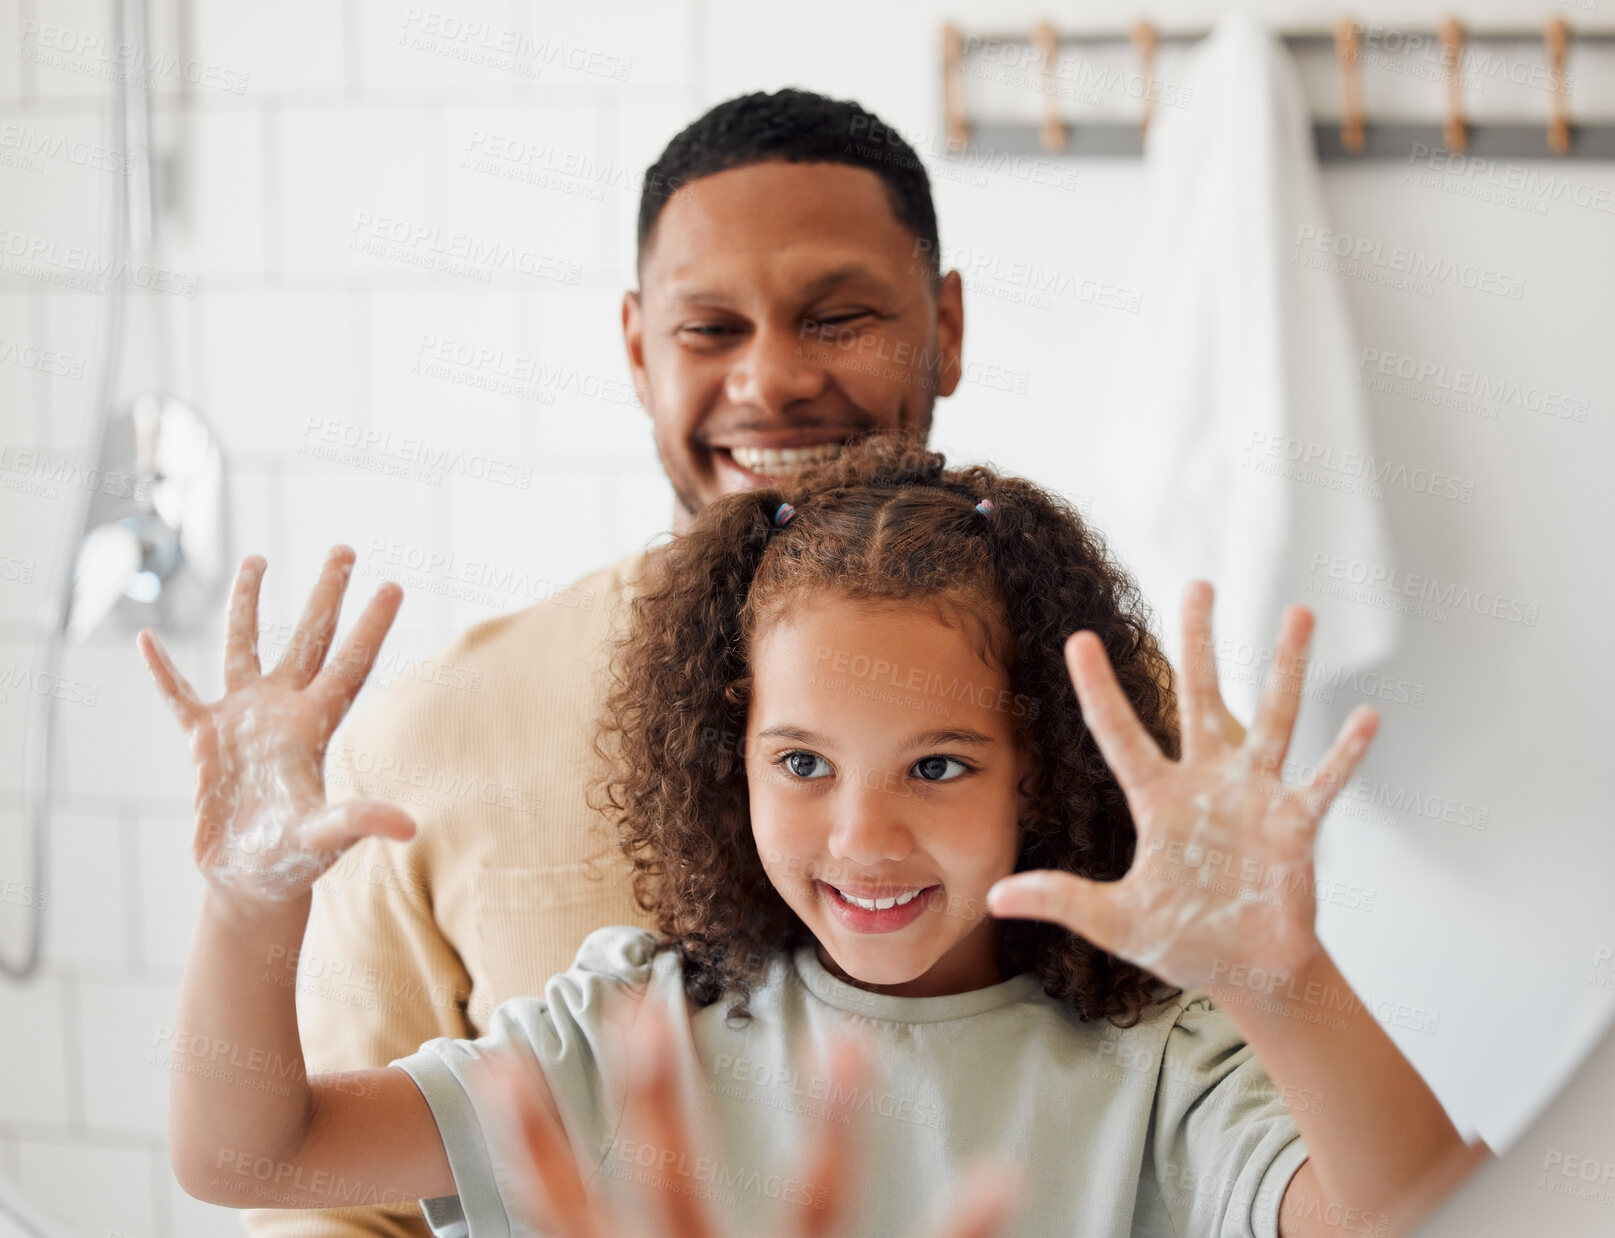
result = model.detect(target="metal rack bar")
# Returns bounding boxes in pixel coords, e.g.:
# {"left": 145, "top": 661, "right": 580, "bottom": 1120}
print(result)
{"left": 964, "top": 121, "right": 1615, "bottom": 161}
{"left": 958, "top": 28, "right": 1615, "bottom": 48}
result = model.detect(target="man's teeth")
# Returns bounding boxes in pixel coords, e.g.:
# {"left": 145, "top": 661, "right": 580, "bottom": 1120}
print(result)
{"left": 728, "top": 443, "right": 844, "bottom": 476}
{"left": 836, "top": 887, "right": 925, "bottom": 912}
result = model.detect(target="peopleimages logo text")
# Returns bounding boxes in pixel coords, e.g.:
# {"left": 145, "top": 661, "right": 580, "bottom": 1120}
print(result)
{"left": 1294, "top": 226, "right": 1526, "bottom": 300}
{"left": 1307, "top": 553, "right": 1539, "bottom": 626}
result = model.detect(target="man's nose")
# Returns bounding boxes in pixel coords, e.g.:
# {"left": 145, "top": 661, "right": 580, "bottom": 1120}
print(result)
{"left": 826, "top": 778, "right": 915, "bottom": 867}
{"left": 724, "top": 321, "right": 829, "bottom": 417}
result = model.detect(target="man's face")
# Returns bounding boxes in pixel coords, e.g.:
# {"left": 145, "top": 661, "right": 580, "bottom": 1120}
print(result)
{"left": 623, "top": 161, "right": 964, "bottom": 530}
{"left": 745, "top": 592, "right": 1030, "bottom": 999}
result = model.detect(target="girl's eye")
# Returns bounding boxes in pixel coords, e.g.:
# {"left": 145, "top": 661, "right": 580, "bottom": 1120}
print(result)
{"left": 782, "top": 751, "right": 832, "bottom": 779}
{"left": 912, "top": 755, "right": 969, "bottom": 782}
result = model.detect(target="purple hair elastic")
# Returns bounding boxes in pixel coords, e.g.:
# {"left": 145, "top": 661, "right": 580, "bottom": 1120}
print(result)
{"left": 772, "top": 501, "right": 797, "bottom": 527}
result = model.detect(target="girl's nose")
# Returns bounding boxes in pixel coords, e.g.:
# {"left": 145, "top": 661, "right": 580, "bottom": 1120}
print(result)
{"left": 825, "top": 782, "right": 915, "bottom": 866}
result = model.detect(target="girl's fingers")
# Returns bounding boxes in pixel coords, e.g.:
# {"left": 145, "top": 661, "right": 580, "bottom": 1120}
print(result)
{"left": 1245, "top": 606, "right": 1315, "bottom": 777}
{"left": 628, "top": 1004, "right": 717, "bottom": 1238}
{"left": 136, "top": 629, "right": 208, "bottom": 730}
{"left": 1178, "top": 582, "right": 1227, "bottom": 761}
{"left": 1065, "top": 631, "right": 1167, "bottom": 793}
{"left": 793, "top": 1035, "right": 869, "bottom": 1238}
{"left": 474, "top": 1053, "right": 605, "bottom": 1238}
{"left": 299, "top": 800, "right": 417, "bottom": 857}
{"left": 312, "top": 581, "right": 404, "bottom": 724}
{"left": 223, "top": 555, "right": 267, "bottom": 691}
{"left": 275, "top": 545, "right": 356, "bottom": 688}
{"left": 931, "top": 1160, "right": 1022, "bottom": 1238}
{"left": 987, "top": 869, "right": 1129, "bottom": 957}
{"left": 1298, "top": 705, "right": 1380, "bottom": 823}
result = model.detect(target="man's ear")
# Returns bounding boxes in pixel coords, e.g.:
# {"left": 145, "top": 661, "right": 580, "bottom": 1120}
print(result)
{"left": 933, "top": 269, "right": 965, "bottom": 399}
{"left": 622, "top": 289, "right": 649, "bottom": 414}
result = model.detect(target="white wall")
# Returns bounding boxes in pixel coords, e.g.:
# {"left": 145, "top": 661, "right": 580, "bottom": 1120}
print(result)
{"left": 1, "top": 1, "right": 1611, "bottom": 1234}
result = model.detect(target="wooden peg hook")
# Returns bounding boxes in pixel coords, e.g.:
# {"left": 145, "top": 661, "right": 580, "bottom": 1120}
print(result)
{"left": 1439, "top": 18, "right": 1467, "bottom": 153}
{"left": 1334, "top": 19, "right": 1366, "bottom": 154}
{"left": 1033, "top": 22, "right": 1065, "bottom": 152}
{"left": 1131, "top": 20, "right": 1158, "bottom": 139}
{"left": 942, "top": 24, "right": 969, "bottom": 151}
{"left": 1545, "top": 18, "right": 1571, "bottom": 156}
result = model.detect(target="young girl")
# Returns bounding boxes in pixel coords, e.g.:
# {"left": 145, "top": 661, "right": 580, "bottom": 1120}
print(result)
{"left": 142, "top": 435, "right": 1479, "bottom": 1238}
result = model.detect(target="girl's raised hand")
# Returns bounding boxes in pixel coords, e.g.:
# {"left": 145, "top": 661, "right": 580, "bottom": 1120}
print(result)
{"left": 988, "top": 581, "right": 1379, "bottom": 992}
{"left": 473, "top": 1002, "right": 1021, "bottom": 1238}
{"left": 137, "top": 546, "right": 416, "bottom": 911}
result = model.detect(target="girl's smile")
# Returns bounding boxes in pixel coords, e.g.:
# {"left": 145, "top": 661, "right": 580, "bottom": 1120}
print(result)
{"left": 816, "top": 878, "right": 941, "bottom": 932}
{"left": 745, "top": 591, "right": 1032, "bottom": 998}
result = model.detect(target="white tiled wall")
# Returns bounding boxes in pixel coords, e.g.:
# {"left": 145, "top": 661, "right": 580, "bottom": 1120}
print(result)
{"left": 2, "top": 1, "right": 689, "bottom": 1231}
{"left": 2, "top": 1, "right": 1614, "bottom": 1235}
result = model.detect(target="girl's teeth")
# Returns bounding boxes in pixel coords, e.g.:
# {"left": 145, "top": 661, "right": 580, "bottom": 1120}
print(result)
{"left": 838, "top": 887, "right": 923, "bottom": 912}
{"left": 728, "top": 443, "right": 844, "bottom": 476}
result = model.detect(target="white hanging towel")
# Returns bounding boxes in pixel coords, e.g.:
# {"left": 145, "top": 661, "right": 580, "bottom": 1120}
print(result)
{"left": 1099, "top": 12, "right": 1398, "bottom": 718}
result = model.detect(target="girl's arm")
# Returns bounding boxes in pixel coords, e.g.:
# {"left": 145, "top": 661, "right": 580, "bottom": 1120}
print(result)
{"left": 1218, "top": 947, "right": 1491, "bottom": 1237}
{"left": 169, "top": 888, "right": 452, "bottom": 1207}
{"left": 142, "top": 548, "right": 471, "bottom": 1207}
{"left": 987, "top": 582, "right": 1487, "bottom": 1237}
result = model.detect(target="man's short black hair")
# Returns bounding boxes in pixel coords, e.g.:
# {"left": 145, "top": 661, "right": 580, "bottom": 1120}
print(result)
{"left": 636, "top": 87, "right": 941, "bottom": 289}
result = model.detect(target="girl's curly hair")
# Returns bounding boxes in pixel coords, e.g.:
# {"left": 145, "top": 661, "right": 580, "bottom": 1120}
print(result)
{"left": 594, "top": 432, "right": 1182, "bottom": 1026}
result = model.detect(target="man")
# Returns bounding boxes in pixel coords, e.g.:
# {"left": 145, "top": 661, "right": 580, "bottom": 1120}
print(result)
{"left": 243, "top": 88, "right": 1220, "bottom": 1238}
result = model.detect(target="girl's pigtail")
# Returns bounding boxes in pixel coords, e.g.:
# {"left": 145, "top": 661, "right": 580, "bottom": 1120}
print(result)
{"left": 595, "top": 488, "right": 800, "bottom": 1018}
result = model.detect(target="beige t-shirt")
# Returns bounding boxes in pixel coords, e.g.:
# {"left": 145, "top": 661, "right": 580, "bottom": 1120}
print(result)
{"left": 393, "top": 926, "right": 1310, "bottom": 1238}
{"left": 244, "top": 552, "right": 660, "bottom": 1238}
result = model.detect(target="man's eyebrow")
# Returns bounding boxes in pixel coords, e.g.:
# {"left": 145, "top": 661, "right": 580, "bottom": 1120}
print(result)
{"left": 663, "top": 284, "right": 735, "bottom": 306}
{"left": 795, "top": 265, "right": 890, "bottom": 299}
{"left": 665, "top": 265, "right": 890, "bottom": 306}
{"left": 754, "top": 724, "right": 997, "bottom": 748}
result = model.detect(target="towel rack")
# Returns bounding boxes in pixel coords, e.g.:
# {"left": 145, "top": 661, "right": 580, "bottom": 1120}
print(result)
{"left": 941, "top": 21, "right": 1615, "bottom": 160}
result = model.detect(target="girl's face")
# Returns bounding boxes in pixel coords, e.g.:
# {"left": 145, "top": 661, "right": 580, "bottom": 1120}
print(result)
{"left": 745, "top": 592, "right": 1032, "bottom": 998}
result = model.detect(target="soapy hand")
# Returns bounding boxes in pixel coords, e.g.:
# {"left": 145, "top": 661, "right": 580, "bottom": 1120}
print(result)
{"left": 987, "top": 581, "right": 1379, "bottom": 991}
{"left": 471, "top": 1002, "right": 1020, "bottom": 1238}
{"left": 137, "top": 546, "right": 416, "bottom": 908}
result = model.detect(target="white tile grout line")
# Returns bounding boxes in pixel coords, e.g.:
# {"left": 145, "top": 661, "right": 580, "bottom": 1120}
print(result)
{"left": 350, "top": 282, "right": 370, "bottom": 428}
{"left": 28, "top": 291, "right": 49, "bottom": 446}
{"left": 689, "top": 0, "right": 708, "bottom": 112}
{"left": 0, "top": 271, "right": 637, "bottom": 294}
{"left": 0, "top": 958, "right": 186, "bottom": 987}
{"left": 266, "top": 458, "right": 288, "bottom": 610}
{"left": 431, "top": 448, "right": 453, "bottom": 635}
{"left": 0, "top": 1121, "right": 171, "bottom": 1152}
{"left": 189, "top": 265, "right": 209, "bottom": 427}
{"left": 344, "top": 0, "right": 364, "bottom": 103}
{"left": 595, "top": 100, "right": 615, "bottom": 273}
{"left": 120, "top": 806, "right": 144, "bottom": 972}
{"left": 59, "top": 977, "right": 84, "bottom": 1135}
{"left": 15, "top": 0, "right": 37, "bottom": 103}
{"left": 425, "top": 102, "right": 446, "bottom": 239}
{"left": 263, "top": 101, "right": 282, "bottom": 281}
{"left": 8, "top": 85, "right": 694, "bottom": 115}
{"left": 512, "top": 0, "right": 535, "bottom": 104}
{"left": 148, "top": 1133, "right": 171, "bottom": 1238}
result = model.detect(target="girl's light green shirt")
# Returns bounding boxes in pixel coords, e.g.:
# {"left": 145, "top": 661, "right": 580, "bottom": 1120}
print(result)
{"left": 393, "top": 925, "right": 1309, "bottom": 1238}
